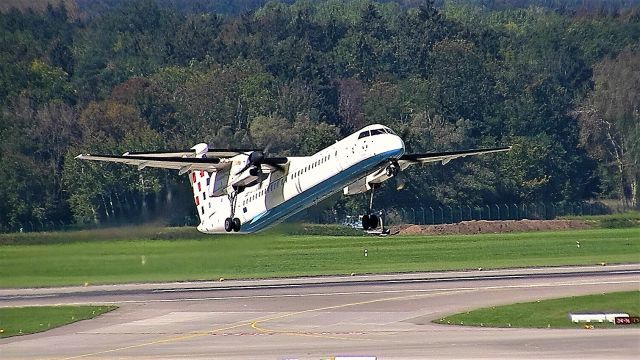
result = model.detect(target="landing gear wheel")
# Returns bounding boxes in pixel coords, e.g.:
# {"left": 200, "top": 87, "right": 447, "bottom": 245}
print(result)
{"left": 369, "top": 214, "right": 379, "bottom": 229}
{"left": 362, "top": 214, "right": 371, "bottom": 230}
{"left": 232, "top": 218, "right": 241, "bottom": 232}
{"left": 224, "top": 217, "right": 233, "bottom": 232}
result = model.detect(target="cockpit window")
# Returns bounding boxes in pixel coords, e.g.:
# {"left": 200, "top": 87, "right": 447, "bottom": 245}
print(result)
{"left": 358, "top": 131, "right": 371, "bottom": 139}
{"left": 370, "top": 128, "right": 385, "bottom": 136}
{"left": 384, "top": 127, "right": 397, "bottom": 135}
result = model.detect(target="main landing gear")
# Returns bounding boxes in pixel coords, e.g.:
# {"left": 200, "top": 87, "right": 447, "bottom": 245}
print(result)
{"left": 224, "top": 217, "right": 241, "bottom": 232}
{"left": 224, "top": 190, "right": 241, "bottom": 232}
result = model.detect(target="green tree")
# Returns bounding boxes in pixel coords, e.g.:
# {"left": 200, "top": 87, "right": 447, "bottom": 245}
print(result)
{"left": 63, "top": 101, "right": 163, "bottom": 224}
{"left": 576, "top": 47, "right": 640, "bottom": 208}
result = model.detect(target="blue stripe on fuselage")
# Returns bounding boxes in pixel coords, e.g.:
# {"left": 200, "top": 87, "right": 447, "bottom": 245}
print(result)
{"left": 241, "top": 148, "right": 403, "bottom": 233}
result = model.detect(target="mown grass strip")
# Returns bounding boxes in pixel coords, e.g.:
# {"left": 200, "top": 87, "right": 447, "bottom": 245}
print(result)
{"left": 560, "top": 211, "right": 640, "bottom": 228}
{"left": 0, "top": 305, "right": 117, "bottom": 338}
{"left": 436, "top": 291, "right": 640, "bottom": 328}
{"left": 0, "top": 227, "right": 637, "bottom": 288}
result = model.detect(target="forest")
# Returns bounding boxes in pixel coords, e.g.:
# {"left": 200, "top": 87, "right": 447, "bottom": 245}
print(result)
{"left": 0, "top": 0, "right": 638, "bottom": 230}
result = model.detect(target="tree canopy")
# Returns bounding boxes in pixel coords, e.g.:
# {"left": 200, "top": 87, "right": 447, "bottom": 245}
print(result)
{"left": 0, "top": 0, "right": 639, "bottom": 229}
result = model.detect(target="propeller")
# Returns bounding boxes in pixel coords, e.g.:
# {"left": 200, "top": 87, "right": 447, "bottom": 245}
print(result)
{"left": 235, "top": 150, "right": 287, "bottom": 175}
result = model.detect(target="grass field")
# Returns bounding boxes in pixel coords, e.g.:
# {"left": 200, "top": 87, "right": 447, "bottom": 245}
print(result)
{"left": 0, "top": 305, "right": 117, "bottom": 338}
{"left": 437, "top": 291, "right": 640, "bottom": 328}
{"left": 0, "top": 226, "right": 638, "bottom": 288}
{"left": 560, "top": 211, "right": 640, "bottom": 228}
{"left": 560, "top": 211, "right": 640, "bottom": 221}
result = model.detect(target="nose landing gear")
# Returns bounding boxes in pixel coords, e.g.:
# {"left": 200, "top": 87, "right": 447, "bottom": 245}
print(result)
{"left": 361, "top": 184, "right": 389, "bottom": 235}
{"left": 361, "top": 213, "right": 379, "bottom": 230}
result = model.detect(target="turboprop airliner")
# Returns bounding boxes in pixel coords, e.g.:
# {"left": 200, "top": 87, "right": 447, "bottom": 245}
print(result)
{"left": 76, "top": 124, "right": 510, "bottom": 234}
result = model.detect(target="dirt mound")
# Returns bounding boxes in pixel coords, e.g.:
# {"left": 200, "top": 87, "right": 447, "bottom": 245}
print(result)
{"left": 393, "top": 219, "right": 590, "bottom": 236}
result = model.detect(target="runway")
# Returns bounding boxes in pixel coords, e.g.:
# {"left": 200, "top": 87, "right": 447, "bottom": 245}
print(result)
{"left": 1, "top": 264, "right": 639, "bottom": 359}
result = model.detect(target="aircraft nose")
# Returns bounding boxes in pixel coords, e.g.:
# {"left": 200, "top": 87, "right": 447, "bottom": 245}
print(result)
{"left": 391, "top": 135, "right": 405, "bottom": 157}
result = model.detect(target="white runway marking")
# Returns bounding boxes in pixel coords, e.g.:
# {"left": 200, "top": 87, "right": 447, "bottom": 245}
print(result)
{"left": 38, "top": 279, "right": 639, "bottom": 306}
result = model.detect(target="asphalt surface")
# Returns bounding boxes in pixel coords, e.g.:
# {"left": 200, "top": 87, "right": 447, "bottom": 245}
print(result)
{"left": 0, "top": 264, "right": 638, "bottom": 359}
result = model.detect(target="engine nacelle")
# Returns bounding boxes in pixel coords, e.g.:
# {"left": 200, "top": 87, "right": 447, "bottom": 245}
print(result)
{"left": 342, "top": 164, "right": 400, "bottom": 195}
{"left": 343, "top": 163, "right": 399, "bottom": 195}
{"left": 229, "top": 165, "right": 267, "bottom": 190}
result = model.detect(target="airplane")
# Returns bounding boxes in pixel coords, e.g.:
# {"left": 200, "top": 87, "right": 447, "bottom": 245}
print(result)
{"left": 76, "top": 124, "right": 510, "bottom": 234}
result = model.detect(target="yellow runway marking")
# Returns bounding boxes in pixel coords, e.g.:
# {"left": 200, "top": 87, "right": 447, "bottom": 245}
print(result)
{"left": 56, "top": 313, "right": 282, "bottom": 360}
{"left": 58, "top": 289, "right": 471, "bottom": 359}
{"left": 249, "top": 289, "right": 474, "bottom": 341}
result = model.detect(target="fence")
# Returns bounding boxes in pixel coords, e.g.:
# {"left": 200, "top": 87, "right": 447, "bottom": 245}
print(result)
{"left": 0, "top": 220, "right": 71, "bottom": 234}
{"left": 385, "top": 202, "right": 610, "bottom": 225}
{"left": 0, "top": 201, "right": 613, "bottom": 233}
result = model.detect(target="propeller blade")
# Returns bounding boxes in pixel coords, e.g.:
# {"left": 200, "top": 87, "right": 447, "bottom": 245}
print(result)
{"left": 263, "top": 142, "right": 273, "bottom": 156}
{"left": 396, "top": 172, "right": 407, "bottom": 191}
{"left": 235, "top": 162, "right": 251, "bottom": 175}
{"left": 264, "top": 157, "right": 288, "bottom": 172}
{"left": 264, "top": 157, "right": 288, "bottom": 165}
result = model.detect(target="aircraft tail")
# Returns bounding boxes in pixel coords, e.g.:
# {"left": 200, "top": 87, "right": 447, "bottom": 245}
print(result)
{"left": 189, "top": 143, "right": 214, "bottom": 224}
{"left": 190, "top": 169, "right": 213, "bottom": 221}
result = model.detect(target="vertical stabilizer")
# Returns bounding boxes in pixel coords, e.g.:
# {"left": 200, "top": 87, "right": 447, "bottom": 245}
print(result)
{"left": 189, "top": 143, "right": 213, "bottom": 224}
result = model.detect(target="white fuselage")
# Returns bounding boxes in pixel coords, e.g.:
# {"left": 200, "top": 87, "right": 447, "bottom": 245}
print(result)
{"left": 195, "top": 125, "right": 405, "bottom": 233}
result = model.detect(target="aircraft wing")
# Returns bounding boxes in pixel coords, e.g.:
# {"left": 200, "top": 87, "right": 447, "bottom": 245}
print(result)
{"left": 344, "top": 146, "right": 511, "bottom": 195}
{"left": 398, "top": 146, "right": 511, "bottom": 170}
{"left": 75, "top": 154, "right": 232, "bottom": 174}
